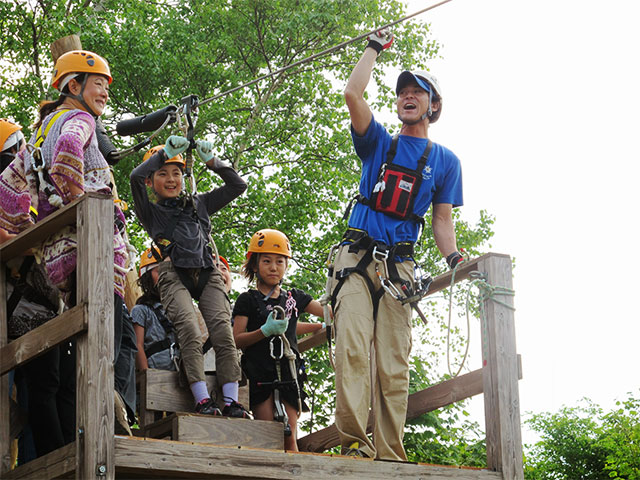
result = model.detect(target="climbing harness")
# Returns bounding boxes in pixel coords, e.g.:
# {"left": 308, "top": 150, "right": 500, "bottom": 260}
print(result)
{"left": 27, "top": 109, "right": 70, "bottom": 209}
{"left": 328, "top": 228, "right": 430, "bottom": 317}
{"left": 260, "top": 305, "right": 303, "bottom": 436}
{"left": 142, "top": 302, "right": 179, "bottom": 368}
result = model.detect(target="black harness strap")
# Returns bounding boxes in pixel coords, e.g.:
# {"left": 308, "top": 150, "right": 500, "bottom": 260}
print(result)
{"left": 145, "top": 338, "right": 172, "bottom": 358}
{"left": 173, "top": 267, "right": 211, "bottom": 302}
{"left": 152, "top": 197, "right": 213, "bottom": 301}
{"left": 250, "top": 289, "right": 288, "bottom": 326}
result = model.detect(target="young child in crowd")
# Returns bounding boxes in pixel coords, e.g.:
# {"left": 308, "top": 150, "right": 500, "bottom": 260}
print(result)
{"left": 131, "top": 247, "right": 179, "bottom": 372}
{"left": 232, "top": 229, "right": 325, "bottom": 450}
{"left": 130, "top": 136, "right": 249, "bottom": 418}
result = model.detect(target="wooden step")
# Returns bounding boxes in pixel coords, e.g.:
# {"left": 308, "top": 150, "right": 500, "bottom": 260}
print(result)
{"left": 138, "top": 412, "right": 285, "bottom": 450}
{"left": 139, "top": 368, "right": 249, "bottom": 427}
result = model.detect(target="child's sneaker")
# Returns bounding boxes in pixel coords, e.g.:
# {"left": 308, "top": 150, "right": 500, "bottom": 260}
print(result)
{"left": 195, "top": 398, "right": 222, "bottom": 416}
{"left": 221, "top": 400, "right": 253, "bottom": 419}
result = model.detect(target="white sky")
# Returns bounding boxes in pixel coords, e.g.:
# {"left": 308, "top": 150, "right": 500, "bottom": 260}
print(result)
{"left": 400, "top": 0, "right": 640, "bottom": 445}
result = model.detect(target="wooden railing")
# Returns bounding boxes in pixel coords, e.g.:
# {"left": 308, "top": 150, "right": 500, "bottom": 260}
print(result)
{"left": 297, "top": 253, "right": 524, "bottom": 479}
{"left": 1, "top": 194, "right": 115, "bottom": 479}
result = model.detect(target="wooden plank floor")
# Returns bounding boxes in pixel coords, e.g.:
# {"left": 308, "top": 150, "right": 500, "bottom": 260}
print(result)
{"left": 4, "top": 436, "right": 501, "bottom": 479}
{"left": 118, "top": 436, "right": 500, "bottom": 480}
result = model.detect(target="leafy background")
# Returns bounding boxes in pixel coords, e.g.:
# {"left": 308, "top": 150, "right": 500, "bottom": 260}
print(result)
{"left": 1, "top": 0, "right": 495, "bottom": 466}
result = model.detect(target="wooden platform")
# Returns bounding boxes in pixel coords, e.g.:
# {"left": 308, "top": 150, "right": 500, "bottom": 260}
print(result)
{"left": 1, "top": 196, "right": 524, "bottom": 479}
{"left": 3, "top": 436, "right": 503, "bottom": 480}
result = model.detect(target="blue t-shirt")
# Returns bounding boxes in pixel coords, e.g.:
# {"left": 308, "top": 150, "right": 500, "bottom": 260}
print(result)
{"left": 348, "top": 116, "right": 463, "bottom": 245}
{"left": 131, "top": 302, "right": 178, "bottom": 371}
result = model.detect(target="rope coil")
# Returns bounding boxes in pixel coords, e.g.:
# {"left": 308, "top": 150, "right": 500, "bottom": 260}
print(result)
{"left": 446, "top": 262, "right": 515, "bottom": 378}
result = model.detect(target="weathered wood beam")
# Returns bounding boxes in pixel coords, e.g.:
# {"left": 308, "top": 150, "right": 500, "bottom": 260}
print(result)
{"left": 0, "top": 193, "right": 106, "bottom": 262}
{"left": 0, "top": 305, "right": 86, "bottom": 376}
{"left": 1, "top": 442, "right": 76, "bottom": 480}
{"left": 50, "top": 34, "right": 82, "bottom": 63}
{"left": 114, "top": 436, "right": 502, "bottom": 479}
{"left": 75, "top": 195, "right": 115, "bottom": 480}
{"left": 299, "top": 368, "right": 484, "bottom": 452}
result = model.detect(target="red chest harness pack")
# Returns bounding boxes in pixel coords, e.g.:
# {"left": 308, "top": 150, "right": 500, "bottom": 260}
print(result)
{"left": 353, "top": 134, "right": 432, "bottom": 225}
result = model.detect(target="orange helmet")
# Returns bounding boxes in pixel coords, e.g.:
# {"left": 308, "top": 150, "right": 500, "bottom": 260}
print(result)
{"left": 247, "top": 229, "right": 292, "bottom": 259}
{"left": 143, "top": 145, "right": 186, "bottom": 169}
{"left": 51, "top": 50, "right": 112, "bottom": 91}
{"left": 139, "top": 246, "right": 161, "bottom": 276}
{"left": 0, "top": 119, "right": 23, "bottom": 153}
{"left": 217, "top": 255, "right": 230, "bottom": 271}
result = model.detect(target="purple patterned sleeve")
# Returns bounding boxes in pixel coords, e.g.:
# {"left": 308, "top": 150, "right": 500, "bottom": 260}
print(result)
{"left": 49, "top": 111, "right": 95, "bottom": 202}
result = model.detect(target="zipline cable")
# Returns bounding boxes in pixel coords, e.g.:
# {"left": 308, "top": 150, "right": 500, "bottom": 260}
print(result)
{"left": 197, "top": 0, "right": 454, "bottom": 107}
{"left": 111, "top": 0, "right": 454, "bottom": 154}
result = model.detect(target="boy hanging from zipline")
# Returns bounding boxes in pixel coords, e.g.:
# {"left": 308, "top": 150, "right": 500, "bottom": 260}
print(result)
{"left": 130, "top": 137, "right": 250, "bottom": 417}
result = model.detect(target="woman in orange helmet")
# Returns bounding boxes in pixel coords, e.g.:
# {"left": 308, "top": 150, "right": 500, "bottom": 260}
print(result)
{"left": 0, "top": 49, "right": 137, "bottom": 444}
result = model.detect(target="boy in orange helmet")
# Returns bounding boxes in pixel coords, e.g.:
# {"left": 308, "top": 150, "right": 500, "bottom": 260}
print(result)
{"left": 130, "top": 137, "right": 250, "bottom": 417}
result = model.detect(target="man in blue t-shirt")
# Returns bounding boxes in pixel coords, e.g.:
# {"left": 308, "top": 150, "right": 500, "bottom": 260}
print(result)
{"left": 332, "top": 29, "right": 464, "bottom": 461}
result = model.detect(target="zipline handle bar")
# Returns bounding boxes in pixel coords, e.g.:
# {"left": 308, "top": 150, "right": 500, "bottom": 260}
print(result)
{"left": 197, "top": 0, "right": 454, "bottom": 107}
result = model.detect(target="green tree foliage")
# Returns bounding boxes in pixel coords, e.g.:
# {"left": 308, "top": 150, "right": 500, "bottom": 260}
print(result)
{"left": 1, "top": 0, "right": 496, "bottom": 464}
{"left": 524, "top": 394, "right": 640, "bottom": 479}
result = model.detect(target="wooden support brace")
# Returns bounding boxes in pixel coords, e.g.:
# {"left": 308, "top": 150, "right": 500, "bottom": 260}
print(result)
{"left": 478, "top": 254, "right": 523, "bottom": 479}
{"left": 0, "top": 259, "right": 10, "bottom": 473}
{"left": 75, "top": 195, "right": 115, "bottom": 480}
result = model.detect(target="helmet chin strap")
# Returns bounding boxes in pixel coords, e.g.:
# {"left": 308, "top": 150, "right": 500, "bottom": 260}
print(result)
{"left": 399, "top": 91, "right": 433, "bottom": 126}
{"left": 62, "top": 75, "right": 100, "bottom": 118}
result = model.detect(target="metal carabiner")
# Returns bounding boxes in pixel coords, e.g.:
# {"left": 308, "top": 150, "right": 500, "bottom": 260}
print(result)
{"left": 371, "top": 244, "right": 389, "bottom": 264}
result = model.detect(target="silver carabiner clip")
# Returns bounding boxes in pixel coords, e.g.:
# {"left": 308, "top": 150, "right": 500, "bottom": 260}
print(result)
{"left": 269, "top": 336, "right": 284, "bottom": 360}
{"left": 372, "top": 244, "right": 389, "bottom": 263}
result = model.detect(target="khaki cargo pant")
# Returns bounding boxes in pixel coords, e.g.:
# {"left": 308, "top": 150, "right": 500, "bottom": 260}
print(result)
{"left": 157, "top": 261, "right": 241, "bottom": 386}
{"left": 332, "top": 244, "right": 414, "bottom": 460}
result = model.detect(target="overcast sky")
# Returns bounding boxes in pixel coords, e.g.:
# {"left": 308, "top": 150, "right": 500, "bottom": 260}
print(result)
{"left": 398, "top": 0, "right": 640, "bottom": 444}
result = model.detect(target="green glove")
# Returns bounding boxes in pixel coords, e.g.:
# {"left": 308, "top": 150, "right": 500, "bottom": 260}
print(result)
{"left": 195, "top": 140, "right": 214, "bottom": 162}
{"left": 260, "top": 310, "right": 288, "bottom": 337}
{"left": 164, "top": 135, "right": 190, "bottom": 159}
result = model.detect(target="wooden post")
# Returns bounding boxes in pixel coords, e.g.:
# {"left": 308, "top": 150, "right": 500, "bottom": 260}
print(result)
{"left": 75, "top": 195, "right": 114, "bottom": 480}
{"left": 0, "top": 263, "right": 9, "bottom": 473}
{"left": 50, "top": 35, "right": 82, "bottom": 63}
{"left": 479, "top": 254, "right": 524, "bottom": 479}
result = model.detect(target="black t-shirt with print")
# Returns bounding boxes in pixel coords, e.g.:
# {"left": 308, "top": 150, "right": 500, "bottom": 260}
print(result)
{"left": 232, "top": 288, "right": 312, "bottom": 409}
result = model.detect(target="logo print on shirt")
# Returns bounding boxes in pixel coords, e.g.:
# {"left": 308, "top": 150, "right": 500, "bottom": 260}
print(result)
{"left": 285, "top": 291, "right": 298, "bottom": 321}
{"left": 422, "top": 165, "right": 432, "bottom": 180}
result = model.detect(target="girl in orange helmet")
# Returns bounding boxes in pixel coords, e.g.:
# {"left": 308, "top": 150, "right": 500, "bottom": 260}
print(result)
{"left": 232, "top": 229, "right": 325, "bottom": 451}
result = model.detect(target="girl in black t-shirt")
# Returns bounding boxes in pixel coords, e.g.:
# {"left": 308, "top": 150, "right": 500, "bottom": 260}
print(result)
{"left": 232, "top": 229, "right": 324, "bottom": 451}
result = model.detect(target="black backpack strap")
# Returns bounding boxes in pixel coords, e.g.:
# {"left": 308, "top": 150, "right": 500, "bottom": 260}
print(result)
{"left": 141, "top": 302, "right": 175, "bottom": 358}
{"left": 145, "top": 338, "right": 172, "bottom": 358}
